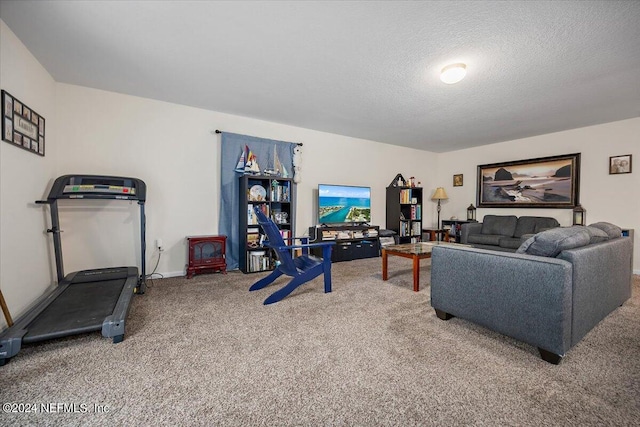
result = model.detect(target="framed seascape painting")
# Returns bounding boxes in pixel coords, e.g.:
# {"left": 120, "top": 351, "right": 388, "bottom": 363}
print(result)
{"left": 477, "top": 153, "right": 580, "bottom": 208}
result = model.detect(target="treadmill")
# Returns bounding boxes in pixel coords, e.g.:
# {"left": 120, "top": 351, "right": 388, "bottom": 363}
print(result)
{"left": 0, "top": 175, "right": 146, "bottom": 366}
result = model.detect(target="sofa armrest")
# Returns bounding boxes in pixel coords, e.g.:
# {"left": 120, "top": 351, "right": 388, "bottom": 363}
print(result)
{"left": 430, "top": 246, "right": 573, "bottom": 355}
{"left": 557, "top": 237, "right": 632, "bottom": 346}
{"left": 460, "top": 222, "right": 482, "bottom": 244}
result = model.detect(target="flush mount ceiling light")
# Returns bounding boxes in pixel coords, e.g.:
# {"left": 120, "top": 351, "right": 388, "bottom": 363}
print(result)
{"left": 440, "top": 63, "right": 467, "bottom": 84}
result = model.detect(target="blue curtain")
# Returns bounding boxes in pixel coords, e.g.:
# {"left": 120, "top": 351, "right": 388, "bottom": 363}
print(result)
{"left": 219, "top": 132, "right": 295, "bottom": 270}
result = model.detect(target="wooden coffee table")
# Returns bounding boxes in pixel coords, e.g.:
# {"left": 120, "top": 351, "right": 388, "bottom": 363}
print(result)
{"left": 381, "top": 242, "right": 468, "bottom": 292}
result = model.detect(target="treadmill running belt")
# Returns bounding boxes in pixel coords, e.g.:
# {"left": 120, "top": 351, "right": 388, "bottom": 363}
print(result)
{"left": 24, "top": 279, "right": 126, "bottom": 343}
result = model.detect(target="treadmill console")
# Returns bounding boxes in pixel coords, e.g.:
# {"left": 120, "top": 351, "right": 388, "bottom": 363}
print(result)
{"left": 48, "top": 175, "right": 146, "bottom": 201}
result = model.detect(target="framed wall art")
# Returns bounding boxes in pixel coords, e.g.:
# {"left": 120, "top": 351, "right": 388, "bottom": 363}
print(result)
{"left": 2, "top": 90, "right": 45, "bottom": 156}
{"left": 609, "top": 154, "right": 632, "bottom": 175}
{"left": 477, "top": 153, "right": 580, "bottom": 208}
{"left": 453, "top": 174, "right": 463, "bottom": 187}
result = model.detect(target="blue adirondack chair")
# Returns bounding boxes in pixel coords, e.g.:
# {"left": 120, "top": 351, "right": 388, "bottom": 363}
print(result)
{"left": 250, "top": 206, "right": 335, "bottom": 305}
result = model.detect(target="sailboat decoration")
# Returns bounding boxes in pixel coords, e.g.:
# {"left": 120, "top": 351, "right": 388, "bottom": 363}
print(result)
{"left": 245, "top": 148, "right": 260, "bottom": 174}
{"left": 234, "top": 145, "right": 247, "bottom": 173}
{"left": 264, "top": 145, "right": 282, "bottom": 176}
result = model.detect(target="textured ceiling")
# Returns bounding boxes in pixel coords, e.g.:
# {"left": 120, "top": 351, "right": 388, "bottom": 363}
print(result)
{"left": 1, "top": 1, "right": 639, "bottom": 153}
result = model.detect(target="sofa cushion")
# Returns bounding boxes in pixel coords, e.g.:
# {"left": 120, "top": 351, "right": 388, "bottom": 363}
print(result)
{"left": 588, "top": 222, "right": 622, "bottom": 240}
{"left": 584, "top": 226, "right": 609, "bottom": 244}
{"left": 516, "top": 226, "right": 591, "bottom": 257}
{"left": 513, "top": 216, "right": 538, "bottom": 237}
{"left": 481, "top": 215, "right": 517, "bottom": 237}
{"left": 498, "top": 236, "right": 524, "bottom": 250}
{"left": 514, "top": 217, "right": 560, "bottom": 237}
{"left": 468, "top": 233, "right": 503, "bottom": 246}
{"left": 535, "top": 217, "right": 560, "bottom": 233}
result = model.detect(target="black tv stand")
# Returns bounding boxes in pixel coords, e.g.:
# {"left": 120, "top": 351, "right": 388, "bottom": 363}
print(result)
{"left": 309, "top": 224, "right": 380, "bottom": 262}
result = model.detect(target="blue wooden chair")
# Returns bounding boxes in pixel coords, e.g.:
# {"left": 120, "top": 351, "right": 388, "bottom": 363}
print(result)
{"left": 250, "top": 206, "right": 335, "bottom": 305}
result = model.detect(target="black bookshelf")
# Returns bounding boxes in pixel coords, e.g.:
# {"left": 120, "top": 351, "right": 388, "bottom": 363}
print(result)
{"left": 239, "top": 175, "right": 295, "bottom": 273}
{"left": 386, "top": 186, "right": 423, "bottom": 244}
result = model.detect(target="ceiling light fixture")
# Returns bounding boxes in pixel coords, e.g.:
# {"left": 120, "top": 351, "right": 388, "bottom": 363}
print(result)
{"left": 440, "top": 63, "right": 467, "bottom": 84}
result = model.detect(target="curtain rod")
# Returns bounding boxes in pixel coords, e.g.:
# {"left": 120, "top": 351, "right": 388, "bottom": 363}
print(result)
{"left": 214, "top": 129, "right": 302, "bottom": 146}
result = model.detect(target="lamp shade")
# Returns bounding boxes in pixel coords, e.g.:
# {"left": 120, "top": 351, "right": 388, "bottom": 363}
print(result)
{"left": 431, "top": 187, "right": 449, "bottom": 201}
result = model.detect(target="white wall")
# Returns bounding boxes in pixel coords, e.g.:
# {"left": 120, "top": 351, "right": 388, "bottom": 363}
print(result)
{"left": 436, "top": 118, "right": 640, "bottom": 272}
{"left": 55, "top": 84, "right": 437, "bottom": 277}
{"left": 0, "top": 20, "right": 58, "bottom": 328}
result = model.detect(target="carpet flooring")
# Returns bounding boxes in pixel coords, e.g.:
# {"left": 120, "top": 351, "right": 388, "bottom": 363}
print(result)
{"left": 1, "top": 257, "right": 639, "bottom": 426}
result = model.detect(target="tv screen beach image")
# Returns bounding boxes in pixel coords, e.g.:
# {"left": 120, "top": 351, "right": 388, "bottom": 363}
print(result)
{"left": 318, "top": 185, "right": 371, "bottom": 223}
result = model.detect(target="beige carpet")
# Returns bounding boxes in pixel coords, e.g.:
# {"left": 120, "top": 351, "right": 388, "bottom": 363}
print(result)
{"left": 1, "top": 257, "right": 639, "bottom": 426}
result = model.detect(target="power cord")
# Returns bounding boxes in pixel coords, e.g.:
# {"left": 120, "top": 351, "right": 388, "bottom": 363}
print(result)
{"left": 145, "top": 248, "right": 165, "bottom": 288}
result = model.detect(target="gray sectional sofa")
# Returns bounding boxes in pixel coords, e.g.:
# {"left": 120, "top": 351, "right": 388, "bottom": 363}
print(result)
{"left": 431, "top": 223, "right": 633, "bottom": 364}
{"left": 461, "top": 215, "right": 559, "bottom": 251}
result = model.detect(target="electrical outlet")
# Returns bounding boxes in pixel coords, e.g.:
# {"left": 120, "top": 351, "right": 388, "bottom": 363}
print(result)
{"left": 156, "top": 238, "right": 163, "bottom": 251}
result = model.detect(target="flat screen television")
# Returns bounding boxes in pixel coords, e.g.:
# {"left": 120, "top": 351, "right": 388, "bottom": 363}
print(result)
{"left": 318, "top": 184, "right": 371, "bottom": 224}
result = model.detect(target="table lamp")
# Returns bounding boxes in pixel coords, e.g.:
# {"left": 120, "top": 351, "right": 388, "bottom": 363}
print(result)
{"left": 431, "top": 187, "right": 449, "bottom": 232}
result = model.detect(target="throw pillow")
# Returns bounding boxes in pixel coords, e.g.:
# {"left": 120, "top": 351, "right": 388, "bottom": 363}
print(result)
{"left": 588, "top": 222, "right": 622, "bottom": 240}
{"left": 515, "top": 226, "right": 591, "bottom": 257}
{"left": 584, "top": 226, "right": 609, "bottom": 244}
{"left": 516, "top": 235, "right": 536, "bottom": 254}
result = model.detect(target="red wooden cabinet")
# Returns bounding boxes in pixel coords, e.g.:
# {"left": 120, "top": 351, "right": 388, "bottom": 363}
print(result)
{"left": 186, "top": 235, "right": 227, "bottom": 278}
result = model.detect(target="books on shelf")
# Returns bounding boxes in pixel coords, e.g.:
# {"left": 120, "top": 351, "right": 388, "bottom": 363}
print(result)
{"left": 399, "top": 221, "right": 409, "bottom": 237}
{"left": 398, "top": 221, "right": 422, "bottom": 237}
{"left": 411, "top": 221, "right": 422, "bottom": 236}
{"left": 322, "top": 230, "right": 339, "bottom": 240}
{"left": 270, "top": 181, "right": 290, "bottom": 202}
{"left": 247, "top": 250, "right": 270, "bottom": 272}
{"left": 399, "top": 189, "right": 412, "bottom": 204}
{"left": 337, "top": 231, "right": 351, "bottom": 240}
{"left": 247, "top": 204, "right": 269, "bottom": 225}
{"left": 279, "top": 229, "right": 291, "bottom": 242}
{"left": 410, "top": 205, "right": 421, "bottom": 220}
{"left": 318, "top": 227, "right": 380, "bottom": 241}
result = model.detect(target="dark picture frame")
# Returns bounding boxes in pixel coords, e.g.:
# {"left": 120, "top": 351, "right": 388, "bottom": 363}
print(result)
{"left": 609, "top": 154, "right": 632, "bottom": 175}
{"left": 477, "top": 153, "right": 580, "bottom": 208}
{"left": 1, "top": 90, "right": 45, "bottom": 156}
{"left": 453, "top": 174, "right": 463, "bottom": 187}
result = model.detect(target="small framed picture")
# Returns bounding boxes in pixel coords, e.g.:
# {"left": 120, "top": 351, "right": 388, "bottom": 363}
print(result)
{"left": 3, "top": 94, "right": 12, "bottom": 118}
{"left": 453, "top": 174, "right": 463, "bottom": 187}
{"left": 3, "top": 117, "right": 12, "bottom": 141}
{"left": 609, "top": 154, "right": 632, "bottom": 175}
